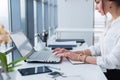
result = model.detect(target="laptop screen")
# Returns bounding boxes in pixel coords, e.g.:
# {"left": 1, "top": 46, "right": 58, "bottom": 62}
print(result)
{"left": 10, "top": 31, "right": 33, "bottom": 57}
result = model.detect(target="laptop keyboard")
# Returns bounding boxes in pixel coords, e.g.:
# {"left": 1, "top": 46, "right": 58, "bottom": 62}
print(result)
{"left": 29, "top": 50, "right": 61, "bottom": 63}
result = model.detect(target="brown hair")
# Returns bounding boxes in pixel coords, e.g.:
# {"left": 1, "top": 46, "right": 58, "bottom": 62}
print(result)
{"left": 109, "top": 0, "right": 120, "bottom": 7}
{"left": 101, "top": 0, "right": 120, "bottom": 27}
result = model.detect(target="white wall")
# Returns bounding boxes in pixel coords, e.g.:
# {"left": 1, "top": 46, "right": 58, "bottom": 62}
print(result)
{"left": 57, "top": 0, "right": 94, "bottom": 28}
{"left": 56, "top": 0, "right": 94, "bottom": 46}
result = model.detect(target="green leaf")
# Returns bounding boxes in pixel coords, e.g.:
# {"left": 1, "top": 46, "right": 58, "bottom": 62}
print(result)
{"left": 8, "top": 57, "right": 27, "bottom": 66}
{"left": 0, "top": 52, "right": 8, "bottom": 71}
{"left": 0, "top": 68, "right": 4, "bottom": 72}
{"left": 8, "top": 64, "right": 22, "bottom": 70}
{"left": 8, "top": 69, "right": 14, "bottom": 72}
{"left": 8, "top": 64, "right": 22, "bottom": 72}
{"left": 0, "top": 52, "right": 27, "bottom": 72}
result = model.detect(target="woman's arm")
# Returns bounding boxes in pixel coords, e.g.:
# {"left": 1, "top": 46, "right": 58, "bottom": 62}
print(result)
{"left": 79, "top": 55, "right": 97, "bottom": 64}
{"left": 73, "top": 49, "right": 92, "bottom": 56}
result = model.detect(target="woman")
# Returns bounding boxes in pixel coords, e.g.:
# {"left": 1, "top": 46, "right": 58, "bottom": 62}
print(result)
{"left": 53, "top": 0, "right": 120, "bottom": 80}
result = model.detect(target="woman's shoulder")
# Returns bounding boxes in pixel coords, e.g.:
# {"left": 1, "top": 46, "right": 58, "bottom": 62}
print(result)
{"left": 111, "top": 16, "right": 120, "bottom": 26}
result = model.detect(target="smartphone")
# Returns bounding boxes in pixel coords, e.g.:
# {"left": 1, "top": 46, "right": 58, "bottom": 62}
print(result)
{"left": 18, "top": 66, "right": 52, "bottom": 76}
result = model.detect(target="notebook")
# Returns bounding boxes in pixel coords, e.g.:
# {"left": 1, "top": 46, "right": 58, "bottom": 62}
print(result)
{"left": 10, "top": 31, "right": 62, "bottom": 63}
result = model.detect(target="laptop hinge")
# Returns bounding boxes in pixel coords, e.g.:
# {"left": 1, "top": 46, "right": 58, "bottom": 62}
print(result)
{"left": 26, "top": 49, "right": 35, "bottom": 58}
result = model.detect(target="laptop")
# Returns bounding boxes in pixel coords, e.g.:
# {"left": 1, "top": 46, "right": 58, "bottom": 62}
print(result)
{"left": 10, "top": 31, "right": 62, "bottom": 63}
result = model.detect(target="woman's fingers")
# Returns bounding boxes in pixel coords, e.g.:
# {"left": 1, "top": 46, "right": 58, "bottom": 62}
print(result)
{"left": 53, "top": 48, "right": 82, "bottom": 61}
{"left": 53, "top": 48, "right": 61, "bottom": 52}
{"left": 53, "top": 48, "right": 69, "bottom": 54}
{"left": 65, "top": 52, "right": 80, "bottom": 61}
{"left": 53, "top": 51, "right": 70, "bottom": 57}
{"left": 54, "top": 51, "right": 80, "bottom": 61}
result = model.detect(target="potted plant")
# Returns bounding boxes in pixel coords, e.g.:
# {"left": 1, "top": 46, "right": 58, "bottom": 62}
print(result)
{"left": 0, "top": 25, "right": 27, "bottom": 80}
{"left": 0, "top": 52, "right": 27, "bottom": 79}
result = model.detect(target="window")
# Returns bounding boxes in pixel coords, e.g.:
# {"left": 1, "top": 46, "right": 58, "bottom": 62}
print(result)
{"left": 48, "top": 0, "right": 58, "bottom": 36}
{"left": 0, "top": 0, "right": 9, "bottom": 30}
{"left": 44, "top": 0, "right": 49, "bottom": 31}
{"left": 20, "top": 0, "right": 27, "bottom": 33}
{"left": 0, "top": 0, "right": 9, "bottom": 51}
{"left": 0, "top": 0, "right": 12, "bottom": 63}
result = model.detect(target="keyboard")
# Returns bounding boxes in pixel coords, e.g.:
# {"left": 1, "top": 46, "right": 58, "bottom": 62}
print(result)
{"left": 28, "top": 50, "right": 61, "bottom": 63}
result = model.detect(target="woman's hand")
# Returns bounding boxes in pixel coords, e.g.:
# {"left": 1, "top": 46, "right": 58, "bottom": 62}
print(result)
{"left": 63, "top": 51, "right": 87, "bottom": 62}
{"left": 53, "top": 48, "right": 69, "bottom": 54}
{"left": 64, "top": 51, "right": 82, "bottom": 61}
{"left": 53, "top": 48, "right": 83, "bottom": 61}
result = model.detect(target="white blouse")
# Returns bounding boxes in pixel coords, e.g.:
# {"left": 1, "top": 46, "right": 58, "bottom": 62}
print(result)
{"left": 89, "top": 16, "right": 120, "bottom": 70}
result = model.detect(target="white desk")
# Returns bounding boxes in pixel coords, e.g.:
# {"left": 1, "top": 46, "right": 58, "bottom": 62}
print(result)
{"left": 2, "top": 43, "right": 107, "bottom": 80}
{"left": 5, "top": 58, "right": 107, "bottom": 80}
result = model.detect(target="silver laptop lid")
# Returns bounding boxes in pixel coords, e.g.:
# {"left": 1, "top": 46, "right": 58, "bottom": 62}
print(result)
{"left": 10, "top": 31, "right": 33, "bottom": 57}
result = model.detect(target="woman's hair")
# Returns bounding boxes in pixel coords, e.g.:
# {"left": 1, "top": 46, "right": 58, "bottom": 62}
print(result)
{"left": 101, "top": 0, "right": 120, "bottom": 15}
{"left": 109, "top": 0, "right": 120, "bottom": 7}
{"left": 101, "top": 0, "right": 105, "bottom": 15}
{"left": 101, "top": 0, "right": 120, "bottom": 27}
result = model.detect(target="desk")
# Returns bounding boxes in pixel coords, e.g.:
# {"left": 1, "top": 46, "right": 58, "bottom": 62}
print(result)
{"left": 4, "top": 58, "right": 107, "bottom": 80}
{"left": 2, "top": 43, "right": 107, "bottom": 80}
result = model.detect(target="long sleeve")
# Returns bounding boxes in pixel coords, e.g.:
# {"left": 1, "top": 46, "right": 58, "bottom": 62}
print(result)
{"left": 89, "top": 43, "right": 101, "bottom": 56}
{"left": 96, "top": 38, "right": 120, "bottom": 69}
{"left": 90, "top": 17, "right": 120, "bottom": 69}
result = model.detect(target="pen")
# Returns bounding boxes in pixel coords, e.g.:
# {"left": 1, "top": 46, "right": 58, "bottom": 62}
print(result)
{"left": 47, "top": 66, "right": 61, "bottom": 70}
